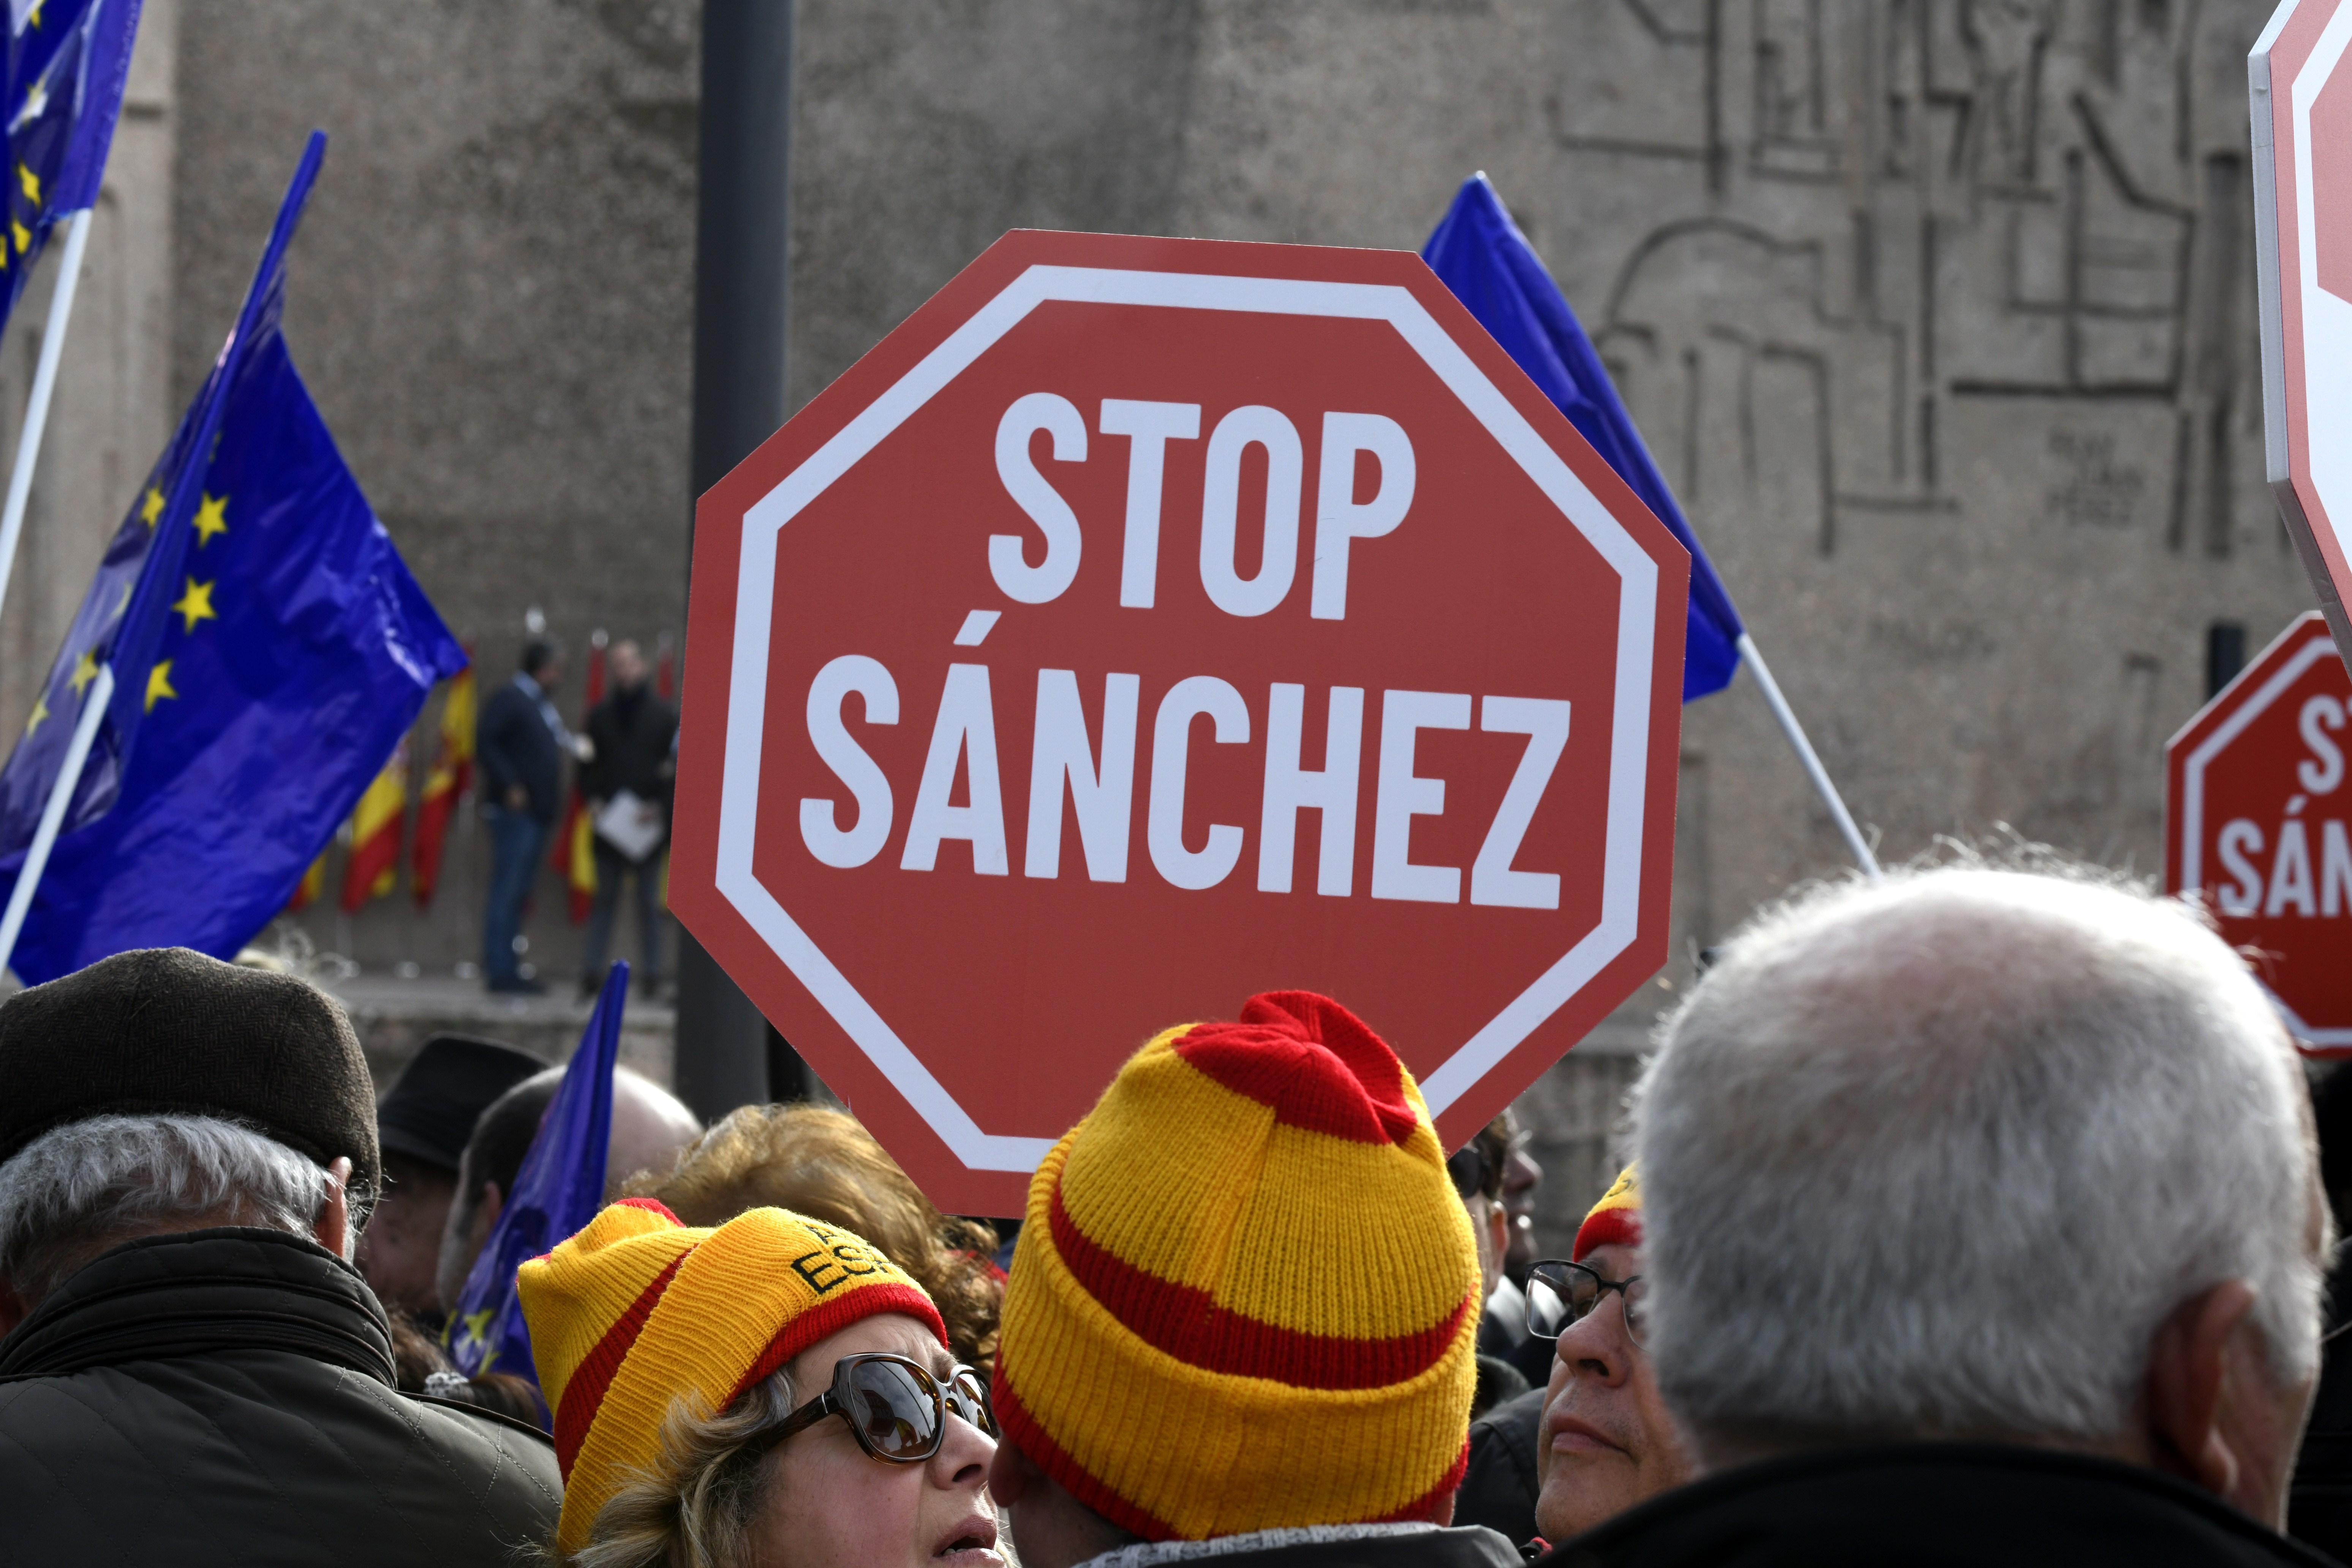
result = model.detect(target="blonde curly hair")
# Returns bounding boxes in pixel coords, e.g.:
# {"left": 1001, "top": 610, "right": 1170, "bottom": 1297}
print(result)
{"left": 555, "top": 1371, "right": 798, "bottom": 1568}
{"left": 624, "top": 1104, "right": 1001, "bottom": 1372}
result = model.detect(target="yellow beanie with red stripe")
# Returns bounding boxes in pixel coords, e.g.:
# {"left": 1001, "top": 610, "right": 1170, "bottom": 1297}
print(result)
{"left": 1574, "top": 1165, "right": 1642, "bottom": 1261}
{"left": 517, "top": 1198, "right": 947, "bottom": 1556}
{"left": 994, "top": 990, "right": 1482, "bottom": 1542}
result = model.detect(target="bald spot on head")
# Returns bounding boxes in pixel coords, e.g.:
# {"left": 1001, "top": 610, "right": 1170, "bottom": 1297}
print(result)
{"left": 605, "top": 1069, "right": 701, "bottom": 1195}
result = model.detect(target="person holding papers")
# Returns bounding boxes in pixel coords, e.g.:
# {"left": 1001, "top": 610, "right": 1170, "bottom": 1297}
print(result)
{"left": 578, "top": 638, "right": 677, "bottom": 1001}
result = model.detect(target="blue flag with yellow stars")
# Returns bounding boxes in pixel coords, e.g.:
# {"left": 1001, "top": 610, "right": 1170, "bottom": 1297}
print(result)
{"left": 0, "top": 131, "right": 465, "bottom": 983}
{"left": 447, "top": 961, "right": 629, "bottom": 1397}
{"left": 1423, "top": 173, "right": 1746, "bottom": 701}
{"left": 0, "top": 0, "right": 140, "bottom": 336}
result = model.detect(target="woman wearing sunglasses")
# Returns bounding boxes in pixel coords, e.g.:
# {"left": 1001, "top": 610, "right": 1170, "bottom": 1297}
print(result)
{"left": 518, "top": 1198, "right": 1004, "bottom": 1568}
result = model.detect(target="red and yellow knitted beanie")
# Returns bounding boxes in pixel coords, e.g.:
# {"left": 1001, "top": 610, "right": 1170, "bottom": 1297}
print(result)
{"left": 1573, "top": 1165, "right": 1642, "bottom": 1262}
{"left": 517, "top": 1198, "right": 947, "bottom": 1555}
{"left": 994, "top": 990, "right": 1482, "bottom": 1542}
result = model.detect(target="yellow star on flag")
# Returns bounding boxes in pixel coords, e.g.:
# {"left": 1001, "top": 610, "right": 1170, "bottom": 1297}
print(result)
{"left": 22, "top": 695, "right": 46, "bottom": 736}
{"left": 169, "top": 577, "right": 215, "bottom": 634}
{"left": 139, "top": 486, "right": 164, "bottom": 527}
{"left": 17, "top": 162, "right": 39, "bottom": 207}
{"left": 144, "top": 660, "right": 176, "bottom": 713}
{"left": 66, "top": 650, "right": 98, "bottom": 697}
{"left": 461, "top": 1307, "right": 495, "bottom": 1351}
{"left": 24, "top": 0, "right": 39, "bottom": 27}
{"left": 193, "top": 492, "right": 228, "bottom": 547}
{"left": 10, "top": 220, "right": 27, "bottom": 257}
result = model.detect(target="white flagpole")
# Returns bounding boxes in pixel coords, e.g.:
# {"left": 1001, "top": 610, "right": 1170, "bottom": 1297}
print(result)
{"left": 0, "top": 659, "right": 112, "bottom": 975}
{"left": 1736, "top": 632, "right": 1883, "bottom": 881}
{"left": 0, "top": 206, "right": 94, "bottom": 633}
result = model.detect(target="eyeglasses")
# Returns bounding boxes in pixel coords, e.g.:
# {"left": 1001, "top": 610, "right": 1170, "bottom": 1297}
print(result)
{"left": 770, "top": 1351, "right": 996, "bottom": 1464}
{"left": 1525, "top": 1258, "right": 1649, "bottom": 1347}
{"left": 1446, "top": 1146, "right": 1493, "bottom": 1202}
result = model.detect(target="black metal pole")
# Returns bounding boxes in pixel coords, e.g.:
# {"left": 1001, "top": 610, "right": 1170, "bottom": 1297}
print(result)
{"left": 675, "top": 0, "right": 805, "bottom": 1120}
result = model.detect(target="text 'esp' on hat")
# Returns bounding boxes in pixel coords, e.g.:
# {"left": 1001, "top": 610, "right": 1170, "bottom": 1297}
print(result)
{"left": 995, "top": 990, "right": 1483, "bottom": 1543}
{"left": 1573, "top": 1165, "right": 1642, "bottom": 1263}
{"left": 0, "top": 946, "right": 379, "bottom": 1202}
{"left": 519, "top": 1198, "right": 948, "bottom": 1557}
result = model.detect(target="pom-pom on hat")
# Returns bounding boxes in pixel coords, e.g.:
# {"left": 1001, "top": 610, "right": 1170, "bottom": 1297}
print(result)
{"left": 1573, "top": 1165, "right": 1643, "bottom": 1262}
{"left": 518, "top": 1199, "right": 947, "bottom": 1555}
{"left": 994, "top": 990, "right": 1482, "bottom": 1543}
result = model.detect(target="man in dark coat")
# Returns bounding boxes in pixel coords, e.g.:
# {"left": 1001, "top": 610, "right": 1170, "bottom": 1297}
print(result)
{"left": 474, "top": 638, "right": 569, "bottom": 994}
{"left": 577, "top": 637, "right": 677, "bottom": 998}
{"left": 354, "top": 1032, "right": 542, "bottom": 1328}
{"left": 0, "top": 948, "right": 561, "bottom": 1564}
{"left": 1540, "top": 869, "right": 2335, "bottom": 1568}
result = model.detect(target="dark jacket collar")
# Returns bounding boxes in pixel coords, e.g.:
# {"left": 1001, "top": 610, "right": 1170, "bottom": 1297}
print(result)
{"left": 0, "top": 1225, "right": 398, "bottom": 1386}
{"left": 1538, "top": 1442, "right": 2335, "bottom": 1567}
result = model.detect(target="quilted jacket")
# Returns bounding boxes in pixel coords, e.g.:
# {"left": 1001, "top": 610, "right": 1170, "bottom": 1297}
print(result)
{"left": 0, "top": 1226, "right": 561, "bottom": 1565}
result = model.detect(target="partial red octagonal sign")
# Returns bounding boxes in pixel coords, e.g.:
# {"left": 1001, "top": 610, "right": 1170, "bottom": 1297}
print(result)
{"left": 2254, "top": 0, "right": 2352, "bottom": 658}
{"left": 2167, "top": 612, "right": 2352, "bottom": 1053}
{"left": 675, "top": 231, "right": 1689, "bottom": 1212}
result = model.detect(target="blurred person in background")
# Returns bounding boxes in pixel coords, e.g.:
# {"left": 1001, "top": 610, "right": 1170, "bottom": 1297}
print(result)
{"left": 1545, "top": 867, "right": 2332, "bottom": 1568}
{"left": 986, "top": 991, "right": 1519, "bottom": 1568}
{"left": 358, "top": 1032, "right": 541, "bottom": 1326}
{"left": 577, "top": 638, "right": 677, "bottom": 1002}
{"left": 1455, "top": 1116, "right": 1532, "bottom": 1422}
{"left": 629, "top": 1102, "right": 1003, "bottom": 1375}
{"left": 517, "top": 1200, "right": 1003, "bottom": 1568}
{"left": 433, "top": 1062, "right": 701, "bottom": 1319}
{"left": 0, "top": 948, "right": 559, "bottom": 1564}
{"left": 477, "top": 639, "right": 570, "bottom": 995}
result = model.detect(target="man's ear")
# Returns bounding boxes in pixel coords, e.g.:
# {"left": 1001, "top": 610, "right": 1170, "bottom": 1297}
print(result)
{"left": 314, "top": 1157, "right": 354, "bottom": 1261}
{"left": 988, "top": 1429, "right": 1043, "bottom": 1507}
{"left": 2142, "top": 1279, "right": 2259, "bottom": 1503}
{"left": 0, "top": 1274, "right": 28, "bottom": 1338}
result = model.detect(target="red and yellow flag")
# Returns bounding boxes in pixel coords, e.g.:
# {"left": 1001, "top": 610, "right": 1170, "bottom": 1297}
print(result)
{"left": 551, "top": 633, "right": 605, "bottom": 923}
{"left": 285, "top": 850, "right": 328, "bottom": 913}
{"left": 340, "top": 741, "right": 408, "bottom": 912}
{"left": 412, "top": 664, "right": 476, "bottom": 909}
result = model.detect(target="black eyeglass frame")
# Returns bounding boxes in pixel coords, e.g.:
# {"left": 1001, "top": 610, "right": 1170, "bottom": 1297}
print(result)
{"left": 1525, "top": 1258, "right": 1648, "bottom": 1347}
{"left": 768, "top": 1350, "right": 996, "bottom": 1464}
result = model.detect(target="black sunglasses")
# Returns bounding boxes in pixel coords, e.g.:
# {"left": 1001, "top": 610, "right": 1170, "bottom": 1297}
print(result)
{"left": 770, "top": 1351, "right": 996, "bottom": 1463}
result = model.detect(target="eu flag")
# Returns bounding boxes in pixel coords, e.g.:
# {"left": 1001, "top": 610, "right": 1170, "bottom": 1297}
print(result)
{"left": 448, "top": 962, "right": 629, "bottom": 1392}
{"left": 1423, "top": 174, "right": 1746, "bottom": 701}
{"left": 0, "top": 0, "right": 139, "bottom": 335}
{"left": 0, "top": 131, "right": 466, "bottom": 982}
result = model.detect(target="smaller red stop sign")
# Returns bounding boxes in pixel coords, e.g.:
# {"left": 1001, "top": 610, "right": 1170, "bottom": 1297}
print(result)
{"left": 2167, "top": 611, "right": 2352, "bottom": 1052}
{"left": 675, "top": 230, "right": 1690, "bottom": 1212}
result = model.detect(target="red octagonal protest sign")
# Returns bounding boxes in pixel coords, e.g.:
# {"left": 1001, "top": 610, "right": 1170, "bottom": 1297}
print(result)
{"left": 675, "top": 231, "right": 1689, "bottom": 1212}
{"left": 2167, "top": 611, "right": 2352, "bottom": 1053}
{"left": 2254, "top": 0, "right": 2352, "bottom": 658}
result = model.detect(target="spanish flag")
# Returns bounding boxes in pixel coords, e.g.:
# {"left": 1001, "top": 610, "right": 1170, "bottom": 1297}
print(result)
{"left": 411, "top": 664, "right": 475, "bottom": 909}
{"left": 551, "top": 633, "right": 605, "bottom": 923}
{"left": 285, "top": 850, "right": 328, "bottom": 913}
{"left": 340, "top": 741, "right": 408, "bottom": 912}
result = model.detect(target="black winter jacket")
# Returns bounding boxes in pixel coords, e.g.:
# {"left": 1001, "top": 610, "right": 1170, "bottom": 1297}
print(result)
{"left": 581, "top": 684, "right": 678, "bottom": 812}
{"left": 476, "top": 674, "right": 566, "bottom": 822}
{"left": 0, "top": 1227, "right": 562, "bottom": 1566}
{"left": 1534, "top": 1443, "right": 2338, "bottom": 1568}
{"left": 1457, "top": 1385, "right": 1546, "bottom": 1548}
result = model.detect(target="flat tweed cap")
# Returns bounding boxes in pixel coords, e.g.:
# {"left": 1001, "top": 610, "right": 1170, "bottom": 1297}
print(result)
{"left": 0, "top": 947, "right": 379, "bottom": 1201}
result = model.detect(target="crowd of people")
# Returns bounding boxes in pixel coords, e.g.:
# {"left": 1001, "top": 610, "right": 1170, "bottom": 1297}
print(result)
{"left": 0, "top": 861, "right": 2347, "bottom": 1567}
{"left": 477, "top": 637, "right": 678, "bottom": 998}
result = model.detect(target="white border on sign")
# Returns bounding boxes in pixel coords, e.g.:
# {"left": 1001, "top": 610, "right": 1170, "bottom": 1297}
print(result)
{"left": 2177, "top": 623, "right": 2352, "bottom": 1048}
{"left": 715, "top": 264, "right": 1663, "bottom": 1171}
